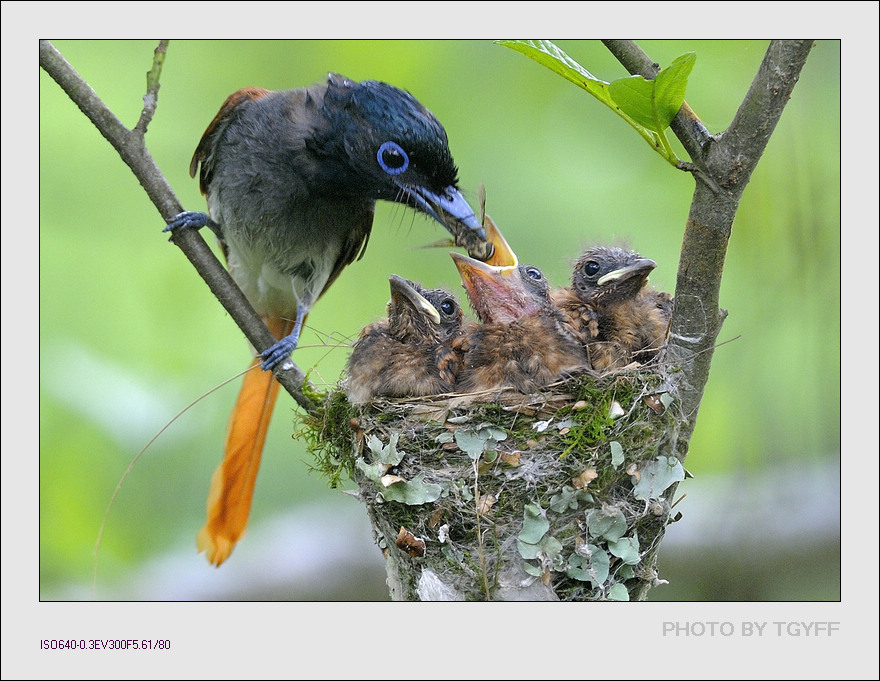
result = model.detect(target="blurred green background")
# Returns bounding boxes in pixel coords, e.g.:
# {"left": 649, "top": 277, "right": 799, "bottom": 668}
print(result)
{"left": 39, "top": 39, "right": 840, "bottom": 601}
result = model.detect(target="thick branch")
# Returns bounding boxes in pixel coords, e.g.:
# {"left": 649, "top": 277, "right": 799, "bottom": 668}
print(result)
{"left": 671, "top": 40, "right": 813, "bottom": 431}
{"left": 604, "top": 39, "right": 814, "bottom": 447}
{"left": 39, "top": 40, "right": 320, "bottom": 417}
{"left": 708, "top": 40, "right": 815, "bottom": 195}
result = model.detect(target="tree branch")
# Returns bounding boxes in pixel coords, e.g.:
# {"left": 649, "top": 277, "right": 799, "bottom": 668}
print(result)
{"left": 39, "top": 39, "right": 321, "bottom": 417}
{"left": 603, "top": 39, "right": 814, "bottom": 445}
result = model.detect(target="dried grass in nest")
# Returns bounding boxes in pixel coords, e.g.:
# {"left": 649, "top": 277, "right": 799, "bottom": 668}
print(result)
{"left": 300, "top": 361, "right": 686, "bottom": 601}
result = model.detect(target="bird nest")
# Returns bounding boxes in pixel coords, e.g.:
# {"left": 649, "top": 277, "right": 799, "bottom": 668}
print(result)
{"left": 298, "top": 360, "right": 685, "bottom": 601}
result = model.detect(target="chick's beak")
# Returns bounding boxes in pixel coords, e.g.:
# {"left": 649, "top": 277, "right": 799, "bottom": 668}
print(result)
{"left": 450, "top": 252, "right": 536, "bottom": 324}
{"left": 481, "top": 214, "right": 518, "bottom": 268}
{"left": 596, "top": 258, "right": 658, "bottom": 287}
{"left": 388, "top": 274, "right": 441, "bottom": 325}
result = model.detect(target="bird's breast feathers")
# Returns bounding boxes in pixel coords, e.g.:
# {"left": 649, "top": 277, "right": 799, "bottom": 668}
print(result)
{"left": 223, "top": 231, "right": 339, "bottom": 318}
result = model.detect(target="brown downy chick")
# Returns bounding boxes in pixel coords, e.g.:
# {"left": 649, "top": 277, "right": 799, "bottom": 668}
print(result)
{"left": 554, "top": 246, "right": 672, "bottom": 371}
{"left": 452, "top": 254, "right": 589, "bottom": 394}
{"left": 345, "top": 275, "right": 468, "bottom": 404}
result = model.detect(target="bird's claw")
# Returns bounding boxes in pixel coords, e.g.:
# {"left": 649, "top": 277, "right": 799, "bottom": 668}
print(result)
{"left": 164, "top": 210, "right": 211, "bottom": 233}
{"left": 259, "top": 336, "right": 299, "bottom": 371}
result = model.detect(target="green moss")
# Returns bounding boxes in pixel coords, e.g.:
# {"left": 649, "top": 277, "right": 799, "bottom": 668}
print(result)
{"left": 295, "top": 389, "right": 359, "bottom": 487}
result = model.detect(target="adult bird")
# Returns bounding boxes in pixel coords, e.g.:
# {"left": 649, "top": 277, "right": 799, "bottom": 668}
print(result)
{"left": 451, "top": 253, "right": 589, "bottom": 394}
{"left": 553, "top": 246, "right": 672, "bottom": 372}
{"left": 164, "top": 73, "right": 488, "bottom": 566}
{"left": 345, "top": 275, "right": 468, "bottom": 404}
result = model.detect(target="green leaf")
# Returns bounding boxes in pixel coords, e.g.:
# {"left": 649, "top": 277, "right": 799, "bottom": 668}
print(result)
{"left": 498, "top": 39, "right": 684, "bottom": 166}
{"left": 549, "top": 485, "right": 592, "bottom": 513}
{"left": 454, "top": 428, "right": 486, "bottom": 459}
{"left": 523, "top": 561, "right": 545, "bottom": 577}
{"left": 608, "top": 52, "right": 695, "bottom": 132}
{"left": 518, "top": 503, "right": 550, "bottom": 545}
{"left": 608, "top": 534, "right": 641, "bottom": 565}
{"left": 354, "top": 457, "right": 387, "bottom": 484}
{"left": 517, "top": 539, "right": 542, "bottom": 560}
{"left": 520, "top": 533, "right": 564, "bottom": 563}
{"left": 366, "top": 432, "right": 404, "bottom": 466}
{"left": 607, "top": 583, "right": 630, "bottom": 601}
{"left": 540, "top": 535, "right": 564, "bottom": 562}
{"left": 355, "top": 455, "right": 442, "bottom": 506}
{"left": 478, "top": 424, "right": 508, "bottom": 443}
{"left": 379, "top": 473, "right": 443, "bottom": 505}
{"left": 453, "top": 424, "right": 508, "bottom": 460}
{"left": 655, "top": 52, "right": 696, "bottom": 126}
{"left": 589, "top": 549, "right": 610, "bottom": 586}
{"left": 610, "top": 440, "right": 624, "bottom": 468}
{"left": 632, "top": 456, "right": 685, "bottom": 501}
{"left": 607, "top": 75, "right": 660, "bottom": 130}
{"left": 566, "top": 546, "right": 610, "bottom": 587}
{"left": 498, "top": 39, "right": 608, "bottom": 98}
{"left": 565, "top": 554, "right": 591, "bottom": 581}
{"left": 587, "top": 507, "right": 628, "bottom": 542}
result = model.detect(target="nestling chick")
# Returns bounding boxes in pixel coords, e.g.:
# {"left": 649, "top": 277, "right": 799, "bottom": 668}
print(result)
{"left": 452, "top": 254, "right": 589, "bottom": 394}
{"left": 553, "top": 246, "right": 672, "bottom": 371}
{"left": 345, "top": 275, "right": 468, "bottom": 404}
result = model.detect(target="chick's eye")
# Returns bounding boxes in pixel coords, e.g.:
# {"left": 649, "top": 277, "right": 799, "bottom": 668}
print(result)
{"left": 439, "top": 299, "right": 456, "bottom": 315}
{"left": 377, "top": 141, "right": 409, "bottom": 175}
{"left": 524, "top": 266, "right": 543, "bottom": 281}
{"left": 583, "top": 261, "right": 601, "bottom": 277}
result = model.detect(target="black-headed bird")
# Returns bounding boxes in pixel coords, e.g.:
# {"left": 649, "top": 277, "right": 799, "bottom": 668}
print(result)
{"left": 164, "top": 74, "right": 488, "bottom": 566}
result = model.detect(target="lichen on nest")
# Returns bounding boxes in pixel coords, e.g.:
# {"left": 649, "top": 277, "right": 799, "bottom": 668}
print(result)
{"left": 297, "top": 362, "right": 686, "bottom": 601}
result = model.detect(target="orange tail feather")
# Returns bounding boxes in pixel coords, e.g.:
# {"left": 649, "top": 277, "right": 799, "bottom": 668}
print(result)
{"left": 197, "top": 317, "right": 294, "bottom": 566}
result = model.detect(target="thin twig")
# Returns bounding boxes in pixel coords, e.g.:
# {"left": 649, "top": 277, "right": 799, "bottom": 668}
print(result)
{"left": 601, "top": 39, "right": 713, "bottom": 163}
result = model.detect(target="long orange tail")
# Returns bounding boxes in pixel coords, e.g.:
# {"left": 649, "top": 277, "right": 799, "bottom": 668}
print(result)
{"left": 196, "top": 317, "right": 294, "bottom": 566}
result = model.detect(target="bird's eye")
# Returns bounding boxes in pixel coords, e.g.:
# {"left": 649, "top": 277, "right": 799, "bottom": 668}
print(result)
{"left": 524, "top": 266, "right": 543, "bottom": 281}
{"left": 439, "top": 299, "right": 456, "bottom": 316}
{"left": 377, "top": 141, "right": 409, "bottom": 175}
{"left": 583, "top": 261, "right": 601, "bottom": 277}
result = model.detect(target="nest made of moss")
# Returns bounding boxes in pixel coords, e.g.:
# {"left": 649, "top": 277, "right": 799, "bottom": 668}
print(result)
{"left": 297, "top": 363, "right": 686, "bottom": 601}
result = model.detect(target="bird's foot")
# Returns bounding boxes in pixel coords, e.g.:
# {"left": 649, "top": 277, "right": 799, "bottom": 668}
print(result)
{"left": 163, "top": 210, "right": 211, "bottom": 233}
{"left": 259, "top": 334, "right": 300, "bottom": 371}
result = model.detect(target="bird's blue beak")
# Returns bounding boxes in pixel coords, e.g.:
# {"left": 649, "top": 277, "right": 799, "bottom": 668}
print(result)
{"left": 402, "top": 183, "right": 485, "bottom": 240}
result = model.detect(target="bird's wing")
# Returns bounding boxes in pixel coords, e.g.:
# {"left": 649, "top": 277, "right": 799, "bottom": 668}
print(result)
{"left": 189, "top": 87, "right": 272, "bottom": 195}
{"left": 317, "top": 207, "right": 374, "bottom": 301}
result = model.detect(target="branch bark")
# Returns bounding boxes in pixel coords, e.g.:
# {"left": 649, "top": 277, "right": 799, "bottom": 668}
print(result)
{"left": 39, "top": 39, "right": 321, "bottom": 417}
{"left": 602, "top": 38, "right": 814, "bottom": 447}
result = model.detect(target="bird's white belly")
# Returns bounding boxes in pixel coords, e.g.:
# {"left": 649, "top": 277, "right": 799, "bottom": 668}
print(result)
{"left": 224, "top": 237, "right": 335, "bottom": 319}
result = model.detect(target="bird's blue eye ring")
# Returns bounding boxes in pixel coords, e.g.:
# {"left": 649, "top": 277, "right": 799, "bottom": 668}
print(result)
{"left": 377, "top": 141, "right": 409, "bottom": 175}
{"left": 525, "top": 266, "right": 543, "bottom": 281}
